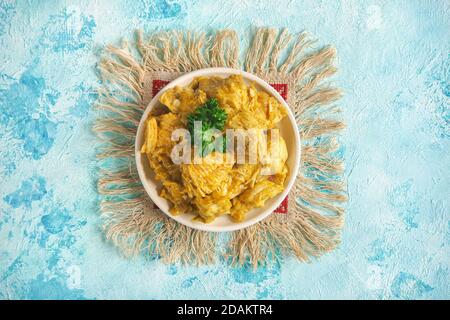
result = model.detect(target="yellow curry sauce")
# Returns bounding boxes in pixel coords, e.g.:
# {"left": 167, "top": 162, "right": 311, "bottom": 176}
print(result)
{"left": 141, "top": 75, "right": 289, "bottom": 223}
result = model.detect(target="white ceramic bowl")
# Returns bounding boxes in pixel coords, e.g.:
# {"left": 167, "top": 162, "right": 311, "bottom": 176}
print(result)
{"left": 135, "top": 68, "right": 301, "bottom": 232}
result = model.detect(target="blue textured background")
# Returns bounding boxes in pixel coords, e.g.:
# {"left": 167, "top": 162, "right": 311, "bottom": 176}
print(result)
{"left": 0, "top": 0, "right": 449, "bottom": 300}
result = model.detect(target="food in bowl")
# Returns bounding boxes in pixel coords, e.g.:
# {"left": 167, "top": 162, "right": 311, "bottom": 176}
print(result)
{"left": 140, "top": 75, "right": 290, "bottom": 223}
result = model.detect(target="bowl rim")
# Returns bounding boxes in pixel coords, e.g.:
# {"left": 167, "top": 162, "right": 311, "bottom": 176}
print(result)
{"left": 135, "top": 67, "right": 301, "bottom": 232}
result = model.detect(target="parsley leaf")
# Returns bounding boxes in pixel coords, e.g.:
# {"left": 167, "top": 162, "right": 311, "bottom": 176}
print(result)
{"left": 187, "top": 98, "right": 228, "bottom": 157}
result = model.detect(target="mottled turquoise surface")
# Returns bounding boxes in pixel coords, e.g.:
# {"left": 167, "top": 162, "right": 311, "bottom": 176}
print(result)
{"left": 0, "top": 0, "right": 449, "bottom": 300}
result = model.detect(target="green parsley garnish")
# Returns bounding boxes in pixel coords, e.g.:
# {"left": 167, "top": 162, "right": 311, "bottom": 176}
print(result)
{"left": 187, "top": 98, "right": 228, "bottom": 156}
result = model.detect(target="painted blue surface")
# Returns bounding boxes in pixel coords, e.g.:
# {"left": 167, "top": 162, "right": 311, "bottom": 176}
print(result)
{"left": 0, "top": 0, "right": 449, "bottom": 300}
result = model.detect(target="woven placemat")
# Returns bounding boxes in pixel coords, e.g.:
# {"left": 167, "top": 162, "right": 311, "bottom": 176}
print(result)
{"left": 94, "top": 28, "right": 346, "bottom": 268}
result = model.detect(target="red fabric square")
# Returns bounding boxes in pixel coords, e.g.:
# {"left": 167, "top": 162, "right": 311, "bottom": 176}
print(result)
{"left": 274, "top": 196, "right": 289, "bottom": 214}
{"left": 152, "top": 78, "right": 290, "bottom": 215}
{"left": 270, "top": 83, "right": 288, "bottom": 101}
{"left": 152, "top": 80, "right": 170, "bottom": 97}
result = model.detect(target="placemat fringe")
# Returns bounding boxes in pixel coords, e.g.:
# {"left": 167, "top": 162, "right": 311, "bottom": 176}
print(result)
{"left": 94, "top": 28, "right": 346, "bottom": 268}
